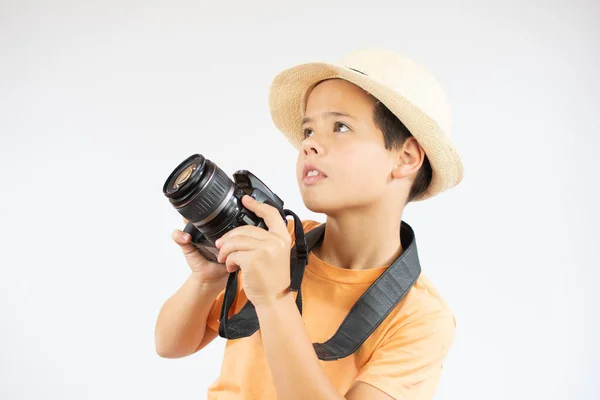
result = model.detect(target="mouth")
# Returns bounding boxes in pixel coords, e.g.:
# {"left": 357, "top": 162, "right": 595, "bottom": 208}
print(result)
{"left": 302, "top": 164, "right": 328, "bottom": 186}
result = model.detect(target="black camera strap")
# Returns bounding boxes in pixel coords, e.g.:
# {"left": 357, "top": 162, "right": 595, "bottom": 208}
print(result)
{"left": 218, "top": 216, "right": 422, "bottom": 361}
{"left": 218, "top": 209, "right": 307, "bottom": 339}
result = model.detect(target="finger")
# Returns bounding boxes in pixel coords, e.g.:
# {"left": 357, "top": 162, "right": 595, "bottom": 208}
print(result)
{"left": 172, "top": 229, "right": 191, "bottom": 245}
{"left": 224, "top": 250, "right": 253, "bottom": 273}
{"left": 216, "top": 225, "right": 271, "bottom": 246}
{"left": 217, "top": 236, "right": 262, "bottom": 264}
{"left": 172, "top": 230, "right": 202, "bottom": 257}
{"left": 241, "top": 195, "right": 289, "bottom": 240}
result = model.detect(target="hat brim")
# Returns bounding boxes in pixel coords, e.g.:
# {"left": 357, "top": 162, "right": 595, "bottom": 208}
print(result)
{"left": 268, "top": 62, "right": 464, "bottom": 201}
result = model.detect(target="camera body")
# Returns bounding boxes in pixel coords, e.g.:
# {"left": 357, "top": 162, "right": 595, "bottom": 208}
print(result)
{"left": 163, "top": 154, "right": 286, "bottom": 263}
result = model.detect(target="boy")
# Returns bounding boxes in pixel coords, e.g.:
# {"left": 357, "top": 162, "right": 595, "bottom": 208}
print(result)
{"left": 155, "top": 48, "right": 464, "bottom": 400}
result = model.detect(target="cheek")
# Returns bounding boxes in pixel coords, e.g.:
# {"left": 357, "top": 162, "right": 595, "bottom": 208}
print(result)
{"left": 336, "top": 143, "right": 390, "bottom": 182}
{"left": 295, "top": 153, "right": 303, "bottom": 182}
{"left": 296, "top": 152, "right": 311, "bottom": 189}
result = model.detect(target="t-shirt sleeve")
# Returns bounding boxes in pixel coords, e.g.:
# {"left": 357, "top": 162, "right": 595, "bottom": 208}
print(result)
{"left": 205, "top": 218, "right": 322, "bottom": 333}
{"left": 354, "top": 306, "right": 456, "bottom": 399}
{"left": 206, "top": 286, "right": 228, "bottom": 333}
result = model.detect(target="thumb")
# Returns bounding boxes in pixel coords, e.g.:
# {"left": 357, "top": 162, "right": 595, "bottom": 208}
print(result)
{"left": 171, "top": 229, "right": 202, "bottom": 257}
{"left": 172, "top": 229, "right": 191, "bottom": 246}
{"left": 171, "top": 229, "right": 212, "bottom": 269}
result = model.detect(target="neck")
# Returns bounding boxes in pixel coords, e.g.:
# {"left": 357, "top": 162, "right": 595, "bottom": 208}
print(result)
{"left": 314, "top": 200, "right": 405, "bottom": 271}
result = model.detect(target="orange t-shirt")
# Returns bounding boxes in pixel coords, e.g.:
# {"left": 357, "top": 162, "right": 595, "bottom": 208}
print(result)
{"left": 205, "top": 220, "right": 456, "bottom": 399}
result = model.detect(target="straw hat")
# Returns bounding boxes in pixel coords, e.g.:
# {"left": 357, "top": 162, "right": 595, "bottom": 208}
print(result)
{"left": 268, "top": 48, "right": 464, "bottom": 201}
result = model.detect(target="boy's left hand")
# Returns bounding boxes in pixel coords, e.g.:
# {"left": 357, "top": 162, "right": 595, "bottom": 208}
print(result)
{"left": 215, "top": 195, "right": 292, "bottom": 309}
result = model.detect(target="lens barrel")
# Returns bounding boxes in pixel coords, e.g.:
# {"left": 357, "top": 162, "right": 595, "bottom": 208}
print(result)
{"left": 163, "top": 154, "right": 236, "bottom": 226}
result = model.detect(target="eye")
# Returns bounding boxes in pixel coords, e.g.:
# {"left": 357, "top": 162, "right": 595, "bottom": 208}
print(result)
{"left": 334, "top": 122, "right": 350, "bottom": 132}
{"left": 302, "top": 128, "right": 314, "bottom": 139}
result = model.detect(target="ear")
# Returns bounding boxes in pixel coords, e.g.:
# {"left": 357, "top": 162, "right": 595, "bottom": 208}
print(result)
{"left": 391, "top": 137, "right": 425, "bottom": 180}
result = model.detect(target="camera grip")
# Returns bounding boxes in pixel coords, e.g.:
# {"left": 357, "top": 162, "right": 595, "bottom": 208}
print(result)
{"left": 183, "top": 222, "right": 220, "bottom": 263}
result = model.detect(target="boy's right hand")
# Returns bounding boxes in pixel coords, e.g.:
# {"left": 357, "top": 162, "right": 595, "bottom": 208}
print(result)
{"left": 171, "top": 220, "right": 229, "bottom": 284}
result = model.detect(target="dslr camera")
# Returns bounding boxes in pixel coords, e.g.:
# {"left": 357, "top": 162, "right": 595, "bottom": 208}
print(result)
{"left": 162, "top": 154, "right": 287, "bottom": 262}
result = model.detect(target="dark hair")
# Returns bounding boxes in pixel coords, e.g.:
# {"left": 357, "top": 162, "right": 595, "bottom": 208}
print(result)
{"left": 372, "top": 101, "right": 432, "bottom": 203}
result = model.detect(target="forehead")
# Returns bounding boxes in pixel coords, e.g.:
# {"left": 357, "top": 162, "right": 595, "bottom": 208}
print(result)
{"left": 304, "top": 79, "right": 376, "bottom": 115}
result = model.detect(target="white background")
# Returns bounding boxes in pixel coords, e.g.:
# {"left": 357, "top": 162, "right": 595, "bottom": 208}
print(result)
{"left": 1, "top": 0, "right": 599, "bottom": 399}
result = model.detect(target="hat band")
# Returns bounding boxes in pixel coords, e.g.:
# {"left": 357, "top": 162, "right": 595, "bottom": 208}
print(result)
{"left": 346, "top": 67, "right": 367, "bottom": 76}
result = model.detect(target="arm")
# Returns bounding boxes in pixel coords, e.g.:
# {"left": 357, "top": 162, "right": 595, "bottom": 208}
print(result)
{"left": 154, "top": 274, "right": 226, "bottom": 358}
{"left": 255, "top": 294, "right": 395, "bottom": 400}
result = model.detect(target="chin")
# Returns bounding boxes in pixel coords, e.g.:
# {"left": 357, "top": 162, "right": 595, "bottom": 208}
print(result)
{"left": 301, "top": 191, "right": 345, "bottom": 215}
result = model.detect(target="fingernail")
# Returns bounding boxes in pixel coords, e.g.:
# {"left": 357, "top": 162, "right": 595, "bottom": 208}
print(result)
{"left": 215, "top": 238, "right": 221, "bottom": 246}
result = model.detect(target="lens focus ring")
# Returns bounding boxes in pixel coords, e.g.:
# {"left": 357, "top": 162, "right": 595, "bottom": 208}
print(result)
{"left": 178, "top": 165, "right": 233, "bottom": 222}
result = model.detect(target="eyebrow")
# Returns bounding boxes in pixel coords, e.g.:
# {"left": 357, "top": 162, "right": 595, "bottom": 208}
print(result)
{"left": 301, "top": 112, "right": 356, "bottom": 125}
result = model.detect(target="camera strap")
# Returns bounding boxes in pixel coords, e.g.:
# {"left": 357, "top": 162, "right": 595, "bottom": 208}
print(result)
{"left": 218, "top": 216, "right": 422, "bottom": 361}
{"left": 217, "top": 209, "right": 306, "bottom": 339}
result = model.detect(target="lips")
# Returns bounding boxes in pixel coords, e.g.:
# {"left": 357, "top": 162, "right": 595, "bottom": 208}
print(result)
{"left": 302, "top": 163, "right": 328, "bottom": 179}
{"left": 302, "top": 163, "right": 328, "bottom": 186}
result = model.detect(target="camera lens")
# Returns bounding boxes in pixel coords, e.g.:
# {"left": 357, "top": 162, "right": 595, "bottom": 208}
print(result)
{"left": 163, "top": 154, "right": 239, "bottom": 235}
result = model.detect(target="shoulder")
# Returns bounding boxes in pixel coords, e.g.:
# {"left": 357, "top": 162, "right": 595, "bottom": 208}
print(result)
{"left": 388, "top": 272, "right": 456, "bottom": 341}
{"left": 354, "top": 274, "right": 455, "bottom": 398}
{"left": 365, "top": 271, "right": 456, "bottom": 352}
{"left": 412, "top": 273, "right": 453, "bottom": 315}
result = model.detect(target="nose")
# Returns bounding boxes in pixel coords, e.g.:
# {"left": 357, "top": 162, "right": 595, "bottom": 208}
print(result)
{"left": 302, "top": 135, "right": 324, "bottom": 156}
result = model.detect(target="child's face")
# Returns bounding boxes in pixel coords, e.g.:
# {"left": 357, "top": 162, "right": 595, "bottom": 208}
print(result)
{"left": 296, "top": 79, "right": 403, "bottom": 215}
